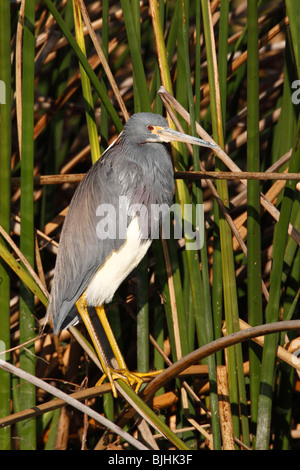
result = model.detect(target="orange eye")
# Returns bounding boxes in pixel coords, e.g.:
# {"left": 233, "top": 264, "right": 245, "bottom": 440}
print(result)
{"left": 147, "top": 125, "right": 154, "bottom": 131}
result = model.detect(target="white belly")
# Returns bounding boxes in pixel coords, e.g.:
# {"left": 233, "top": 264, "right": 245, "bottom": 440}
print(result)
{"left": 85, "top": 217, "right": 151, "bottom": 306}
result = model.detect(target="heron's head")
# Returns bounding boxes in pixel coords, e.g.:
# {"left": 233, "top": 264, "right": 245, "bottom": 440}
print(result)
{"left": 123, "top": 112, "right": 218, "bottom": 150}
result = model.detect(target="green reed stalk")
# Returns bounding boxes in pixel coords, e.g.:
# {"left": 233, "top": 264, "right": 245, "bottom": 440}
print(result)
{"left": 0, "top": 0, "right": 12, "bottom": 450}
{"left": 175, "top": 2, "right": 189, "bottom": 139}
{"left": 153, "top": 304, "right": 164, "bottom": 395}
{"left": 246, "top": 0, "right": 263, "bottom": 445}
{"left": 273, "top": 40, "right": 298, "bottom": 164}
{"left": 256, "top": 116, "right": 300, "bottom": 449}
{"left": 271, "top": 35, "right": 299, "bottom": 449}
{"left": 173, "top": 3, "right": 199, "bottom": 352}
{"left": 212, "top": 0, "right": 229, "bottom": 368}
{"left": 44, "top": 409, "right": 61, "bottom": 450}
{"left": 72, "top": 0, "right": 100, "bottom": 164}
{"left": 200, "top": 0, "right": 241, "bottom": 441}
{"left": 131, "top": 0, "right": 142, "bottom": 112}
{"left": 256, "top": 21, "right": 299, "bottom": 448}
{"left": 40, "top": 0, "right": 73, "bottom": 230}
{"left": 151, "top": 240, "right": 177, "bottom": 362}
{"left": 120, "top": 0, "right": 151, "bottom": 111}
{"left": 180, "top": 0, "right": 221, "bottom": 449}
{"left": 148, "top": 2, "right": 190, "bottom": 378}
{"left": 275, "top": 215, "right": 300, "bottom": 449}
{"left": 116, "top": 380, "right": 190, "bottom": 450}
{"left": 44, "top": 0, "right": 122, "bottom": 133}
{"left": 286, "top": 0, "right": 300, "bottom": 72}
{"left": 99, "top": 0, "right": 115, "bottom": 421}
{"left": 18, "top": 0, "right": 36, "bottom": 449}
{"left": 201, "top": 0, "right": 250, "bottom": 446}
{"left": 100, "top": 0, "right": 109, "bottom": 152}
{"left": 0, "top": 242, "right": 48, "bottom": 307}
{"left": 218, "top": 0, "right": 229, "bottom": 127}
{"left": 123, "top": 0, "right": 151, "bottom": 374}
{"left": 271, "top": 11, "right": 300, "bottom": 448}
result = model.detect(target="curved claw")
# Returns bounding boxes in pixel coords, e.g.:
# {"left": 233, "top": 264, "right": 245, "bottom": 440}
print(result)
{"left": 96, "top": 368, "right": 164, "bottom": 397}
{"left": 96, "top": 368, "right": 144, "bottom": 397}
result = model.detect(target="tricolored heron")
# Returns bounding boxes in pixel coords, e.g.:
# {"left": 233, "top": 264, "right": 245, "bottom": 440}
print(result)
{"left": 47, "top": 112, "right": 217, "bottom": 397}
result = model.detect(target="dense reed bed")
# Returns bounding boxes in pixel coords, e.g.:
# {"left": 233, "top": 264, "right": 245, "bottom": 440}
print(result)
{"left": 0, "top": 0, "right": 299, "bottom": 450}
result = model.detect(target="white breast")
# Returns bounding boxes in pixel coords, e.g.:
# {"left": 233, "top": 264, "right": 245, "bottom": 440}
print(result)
{"left": 85, "top": 217, "right": 151, "bottom": 307}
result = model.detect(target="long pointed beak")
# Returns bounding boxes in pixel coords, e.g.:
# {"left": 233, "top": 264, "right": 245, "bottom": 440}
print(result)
{"left": 157, "top": 127, "right": 218, "bottom": 149}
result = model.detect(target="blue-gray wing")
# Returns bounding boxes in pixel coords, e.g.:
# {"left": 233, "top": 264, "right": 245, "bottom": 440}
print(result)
{"left": 48, "top": 145, "right": 142, "bottom": 334}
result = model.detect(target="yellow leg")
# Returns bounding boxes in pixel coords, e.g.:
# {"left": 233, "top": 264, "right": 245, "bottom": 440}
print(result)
{"left": 76, "top": 295, "right": 120, "bottom": 397}
{"left": 95, "top": 305, "right": 148, "bottom": 393}
{"left": 76, "top": 294, "right": 164, "bottom": 397}
{"left": 95, "top": 305, "right": 127, "bottom": 370}
{"left": 95, "top": 305, "right": 164, "bottom": 394}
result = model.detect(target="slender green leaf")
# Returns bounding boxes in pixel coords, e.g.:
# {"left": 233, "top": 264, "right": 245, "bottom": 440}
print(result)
{"left": 180, "top": 0, "right": 221, "bottom": 449}
{"left": 72, "top": 0, "right": 100, "bottom": 164}
{"left": 286, "top": 0, "right": 300, "bottom": 73}
{"left": 0, "top": 0, "right": 12, "bottom": 449}
{"left": 116, "top": 379, "right": 190, "bottom": 450}
{"left": 18, "top": 0, "right": 36, "bottom": 449}
{"left": 256, "top": 116, "right": 300, "bottom": 450}
{"left": 44, "top": 0, "right": 123, "bottom": 133}
{"left": 247, "top": 0, "right": 263, "bottom": 446}
{"left": 0, "top": 241, "right": 48, "bottom": 307}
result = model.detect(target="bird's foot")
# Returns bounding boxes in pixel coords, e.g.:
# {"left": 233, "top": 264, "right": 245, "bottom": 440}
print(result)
{"left": 96, "top": 368, "right": 163, "bottom": 398}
